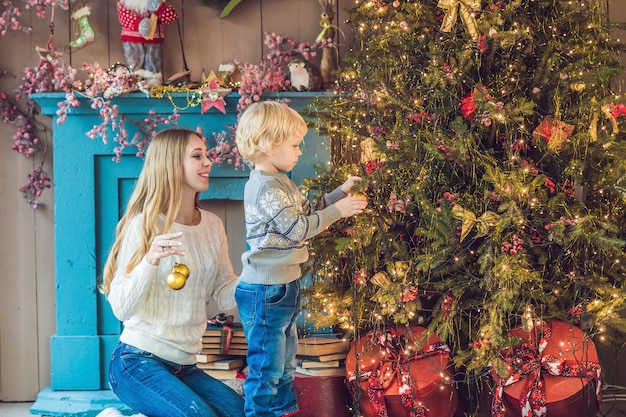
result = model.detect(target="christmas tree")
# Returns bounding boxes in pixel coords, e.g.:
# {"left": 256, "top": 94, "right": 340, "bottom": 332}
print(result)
{"left": 302, "top": 0, "right": 626, "bottom": 393}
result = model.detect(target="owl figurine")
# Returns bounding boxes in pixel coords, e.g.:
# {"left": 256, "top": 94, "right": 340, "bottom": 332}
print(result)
{"left": 288, "top": 57, "right": 322, "bottom": 91}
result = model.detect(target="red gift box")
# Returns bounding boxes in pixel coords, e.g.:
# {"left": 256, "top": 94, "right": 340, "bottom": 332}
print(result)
{"left": 345, "top": 325, "right": 458, "bottom": 417}
{"left": 492, "top": 319, "right": 602, "bottom": 417}
{"left": 294, "top": 375, "right": 352, "bottom": 417}
{"left": 532, "top": 118, "right": 574, "bottom": 153}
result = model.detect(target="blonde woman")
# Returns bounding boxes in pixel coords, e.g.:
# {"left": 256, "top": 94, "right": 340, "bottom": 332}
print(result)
{"left": 100, "top": 128, "right": 244, "bottom": 417}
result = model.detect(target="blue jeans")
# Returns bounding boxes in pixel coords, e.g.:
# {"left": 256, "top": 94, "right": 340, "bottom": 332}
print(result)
{"left": 108, "top": 342, "right": 245, "bottom": 417}
{"left": 235, "top": 280, "right": 301, "bottom": 417}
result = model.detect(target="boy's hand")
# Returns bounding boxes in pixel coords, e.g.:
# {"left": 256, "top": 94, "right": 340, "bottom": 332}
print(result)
{"left": 334, "top": 194, "right": 368, "bottom": 218}
{"left": 340, "top": 176, "right": 362, "bottom": 194}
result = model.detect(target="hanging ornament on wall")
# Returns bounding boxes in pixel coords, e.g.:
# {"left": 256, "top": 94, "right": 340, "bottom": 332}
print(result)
{"left": 317, "top": 0, "right": 340, "bottom": 91}
{"left": 35, "top": 6, "right": 62, "bottom": 70}
{"left": 200, "top": 71, "right": 231, "bottom": 114}
{"left": 69, "top": 3, "right": 95, "bottom": 50}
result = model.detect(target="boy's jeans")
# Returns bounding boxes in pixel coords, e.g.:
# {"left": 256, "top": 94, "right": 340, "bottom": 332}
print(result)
{"left": 108, "top": 342, "right": 245, "bottom": 417}
{"left": 235, "top": 280, "right": 301, "bottom": 417}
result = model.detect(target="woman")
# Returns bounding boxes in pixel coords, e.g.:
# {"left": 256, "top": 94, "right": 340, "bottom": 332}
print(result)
{"left": 99, "top": 128, "right": 244, "bottom": 417}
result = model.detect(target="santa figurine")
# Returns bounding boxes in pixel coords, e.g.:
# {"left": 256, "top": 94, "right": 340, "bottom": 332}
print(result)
{"left": 116, "top": 0, "right": 178, "bottom": 82}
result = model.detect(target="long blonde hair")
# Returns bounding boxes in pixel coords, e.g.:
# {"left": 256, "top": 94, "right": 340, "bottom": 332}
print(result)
{"left": 235, "top": 101, "right": 307, "bottom": 164}
{"left": 101, "top": 128, "right": 200, "bottom": 293}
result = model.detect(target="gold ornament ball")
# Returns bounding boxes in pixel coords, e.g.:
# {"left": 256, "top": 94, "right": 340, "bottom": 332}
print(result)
{"left": 167, "top": 271, "right": 187, "bottom": 290}
{"left": 172, "top": 263, "right": 190, "bottom": 278}
{"left": 352, "top": 191, "right": 368, "bottom": 203}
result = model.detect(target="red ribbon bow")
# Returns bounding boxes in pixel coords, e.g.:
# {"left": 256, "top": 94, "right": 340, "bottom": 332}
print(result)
{"left": 348, "top": 328, "right": 451, "bottom": 417}
{"left": 607, "top": 103, "right": 626, "bottom": 120}
{"left": 206, "top": 313, "right": 235, "bottom": 353}
{"left": 492, "top": 326, "right": 602, "bottom": 417}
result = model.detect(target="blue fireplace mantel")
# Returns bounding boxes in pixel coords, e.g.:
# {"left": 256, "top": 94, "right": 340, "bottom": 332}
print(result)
{"left": 29, "top": 91, "right": 332, "bottom": 416}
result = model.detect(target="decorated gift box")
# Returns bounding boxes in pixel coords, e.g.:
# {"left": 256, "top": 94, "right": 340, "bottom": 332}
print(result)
{"left": 199, "top": 314, "right": 247, "bottom": 356}
{"left": 294, "top": 375, "right": 353, "bottom": 417}
{"left": 532, "top": 117, "right": 575, "bottom": 153}
{"left": 345, "top": 325, "right": 458, "bottom": 417}
{"left": 492, "top": 319, "right": 601, "bottom": 417}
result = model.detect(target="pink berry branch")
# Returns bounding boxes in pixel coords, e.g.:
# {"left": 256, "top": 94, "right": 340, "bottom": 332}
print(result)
{"left": 56, "top": 63, "right": 181, "bottom": 162}
{"left": 206, "top": 125, "right": 247, "bottom": 169}
{"left": 0, "top": 0, "right": 72, "bottom": 36}
{"left": 3, "top": 56, "right": 180, "bottom": 207}
{"left": 5, "top": 50, "right": 76, "bottom": 208}
{"left": 1, "top": 65, "right": 56, "bottom": 207}
{"left": 237, "top": 31, "right": 323, "bottom": 113}
{"left": 1, "top": 1, "right": 74, "bottom": 208}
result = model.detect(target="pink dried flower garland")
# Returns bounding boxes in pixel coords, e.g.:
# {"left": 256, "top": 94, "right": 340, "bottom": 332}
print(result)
{"left": 3, "top": 20, "right": 319, "bottom": 209}
{"left": 2, "top": 57, "right": 180, "bottom": 207}
{"left": 55, "top": 63, "right": 182, "bottom": 162}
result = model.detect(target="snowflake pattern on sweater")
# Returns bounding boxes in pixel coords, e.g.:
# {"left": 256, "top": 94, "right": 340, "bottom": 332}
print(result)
{"left": 239, "top": 170, "right": 345, "bottom": 285}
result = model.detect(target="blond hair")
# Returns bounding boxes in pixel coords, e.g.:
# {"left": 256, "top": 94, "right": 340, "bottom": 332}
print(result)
{"left": 101, "top": 128, "right": 200, "bottom": 293}
{"left": 235, "top": 101, "right": 307, "bottom": 164}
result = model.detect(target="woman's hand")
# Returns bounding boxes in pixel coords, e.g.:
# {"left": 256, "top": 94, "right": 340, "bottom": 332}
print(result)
{"left": 145, "top": 231, "right": 185, "bottom": 266}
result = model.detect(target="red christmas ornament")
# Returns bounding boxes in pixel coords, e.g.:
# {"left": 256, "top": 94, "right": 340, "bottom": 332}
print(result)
{"left": 459, "top": 85, "right": 492, "bottom": 122}
{"left": 459, "top": 91, "right": 477, "bottom": 121}
{"left": 345, "top": 325, "right": 458, "bottom": 417}
{"left": 492, "top": 319, "right": 602, "bottom": 417}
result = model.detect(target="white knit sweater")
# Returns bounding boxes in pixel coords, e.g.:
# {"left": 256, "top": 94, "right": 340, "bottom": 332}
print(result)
{"left": 107, "top": 209, "right": 238, "bottom": 365}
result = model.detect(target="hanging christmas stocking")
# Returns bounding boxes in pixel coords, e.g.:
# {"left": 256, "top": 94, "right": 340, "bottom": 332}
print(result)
{"left": 69, "top": 4, "right": 95, "bottom": 49}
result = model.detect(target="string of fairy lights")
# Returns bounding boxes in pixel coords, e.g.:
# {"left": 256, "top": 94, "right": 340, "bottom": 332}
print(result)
{"left": 299, "top": 2, "right": 626, "bottom": 413}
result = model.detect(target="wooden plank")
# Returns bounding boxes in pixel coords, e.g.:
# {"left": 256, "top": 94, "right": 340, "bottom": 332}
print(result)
{"left": 65, "top": 1, "right": 116, "bottom": 71}
{"left": 199, "top": 200, "right": 245, "bottom": 276}
{"left": 217, "top": 0, "right": 264, "bottom": 67}
{"left": 0, "top": 5, "right": 53, "bottom": 402}
{"left": 0, "top": 142, "right": 39, "bottom": 401}
{"left": 106, "top": 0, "right": 126, "bottom": 69}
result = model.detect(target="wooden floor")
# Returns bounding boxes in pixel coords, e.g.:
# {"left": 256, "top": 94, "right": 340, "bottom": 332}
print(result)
{"left": 1, "top": 394, "right": 626, "bottom": 416}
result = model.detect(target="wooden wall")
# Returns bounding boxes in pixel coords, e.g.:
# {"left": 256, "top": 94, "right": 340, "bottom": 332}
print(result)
{"left": 0, "top": 0, "right": 353, "bottom": 401}
{"left": 0, "top": 0, "right": 625, "bottom": 403}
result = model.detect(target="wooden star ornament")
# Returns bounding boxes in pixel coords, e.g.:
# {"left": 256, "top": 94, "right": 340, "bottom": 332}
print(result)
{"left": 201, "top": 71, "right": 231, "bottom": 114}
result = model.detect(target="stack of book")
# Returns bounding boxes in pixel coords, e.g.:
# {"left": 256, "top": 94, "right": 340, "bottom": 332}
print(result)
{"left": 198, "top": 323, "right": 248, "bottom": 356}
{"left": 196, "top": 357, "right": 245, "bottom": 380}
{"left": 295, "top": 336, "right": 350, "bottom": 377}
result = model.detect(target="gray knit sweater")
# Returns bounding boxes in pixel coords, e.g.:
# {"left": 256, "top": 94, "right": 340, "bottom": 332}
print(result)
{"left": 239, "top": 170, "right": 345, "bottom": 285}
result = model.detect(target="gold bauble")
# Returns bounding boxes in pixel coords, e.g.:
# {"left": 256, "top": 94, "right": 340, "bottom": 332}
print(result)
{"left": 167, "top": 271, "right": 187, "bottom": 290}
{"left": 172, "top": 263, "right": 190, "bottom": 278}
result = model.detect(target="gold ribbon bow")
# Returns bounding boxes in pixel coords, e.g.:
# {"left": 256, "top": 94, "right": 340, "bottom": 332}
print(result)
{"left": 316, "top": 20, "right": 345, "bottom": 43}
{"left": 602, "top": 104, "right": 619, "bottom": 135}
{"left": 452, "top": 204, "right": 500, "bottom": 242}
{"left": 437, "top": 0, "right": 481, "bottom": 39}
